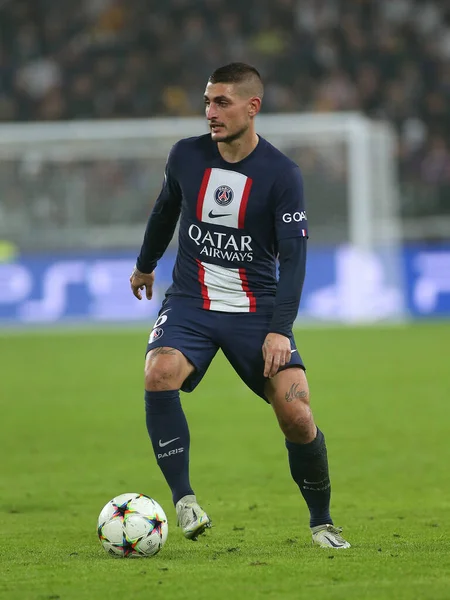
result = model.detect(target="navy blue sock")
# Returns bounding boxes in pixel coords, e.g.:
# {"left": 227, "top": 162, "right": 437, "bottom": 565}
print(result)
{"left": 144, "top": 390, "right": 194, "bottom": 505}
{"left": 285, "top": 428, "right": 333, "bottom": 528}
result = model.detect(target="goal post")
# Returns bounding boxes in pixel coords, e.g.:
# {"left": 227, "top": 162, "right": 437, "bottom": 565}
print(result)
{"left": 0, "top": 113, "right": 406, "bottom": 323}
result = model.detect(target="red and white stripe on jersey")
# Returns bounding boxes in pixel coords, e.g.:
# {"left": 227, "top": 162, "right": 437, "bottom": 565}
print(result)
{"left": 195, "top": 168, "right": 255, "bottom": 312}
{"left": 196, "top": 260, "right": 256, "bottom": 312}
{"left": 196, "top": 168, "right": 252, "bottom": 229}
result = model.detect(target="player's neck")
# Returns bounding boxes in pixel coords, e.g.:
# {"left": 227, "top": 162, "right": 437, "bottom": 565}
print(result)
{"left": 217, "top": 131, "right": 259, "bottom": 164}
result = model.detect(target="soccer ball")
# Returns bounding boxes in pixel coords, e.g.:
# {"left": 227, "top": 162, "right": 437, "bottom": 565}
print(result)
{"left": 97, "top": 492, "right": 168, "bottom": 558}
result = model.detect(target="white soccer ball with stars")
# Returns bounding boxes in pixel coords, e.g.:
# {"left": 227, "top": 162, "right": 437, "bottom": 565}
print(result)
{"left": 97, "top": 493, "right": 168, "bottom": 558}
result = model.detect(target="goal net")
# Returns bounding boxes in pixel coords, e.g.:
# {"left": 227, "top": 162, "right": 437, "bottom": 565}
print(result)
{"left": 0, "top": 113, "right": 405, "bottom": 323}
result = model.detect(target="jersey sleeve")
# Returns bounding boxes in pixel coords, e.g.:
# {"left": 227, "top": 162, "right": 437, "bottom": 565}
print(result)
{"left": 273, "top": 166, "right": 308, "bottom": 241}
{"left": 136, "top": 144, "right": 182, "bottom": 273}
{"left": 268, "top": 237, "right": 307, "bottom": 337}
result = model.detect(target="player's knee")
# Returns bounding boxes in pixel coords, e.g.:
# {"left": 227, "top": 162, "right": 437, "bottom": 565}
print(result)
{"left": 278, "top": 406, "right": 314, "bottom": 443}
{"left": 145, "top": 348, "right": 186, "bottom": 391}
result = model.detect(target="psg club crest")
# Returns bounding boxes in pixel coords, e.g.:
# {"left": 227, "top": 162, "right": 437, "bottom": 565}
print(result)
{"left": 149, "top": 327, "right": 164, "bottom": 343}
{"left": 214, "top": 185, "right": 234, "bottom": 207}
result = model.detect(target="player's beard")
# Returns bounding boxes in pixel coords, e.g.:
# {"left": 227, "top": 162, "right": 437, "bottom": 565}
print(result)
{"left": 212, "top": 123, "right": 249, "bottom": 144}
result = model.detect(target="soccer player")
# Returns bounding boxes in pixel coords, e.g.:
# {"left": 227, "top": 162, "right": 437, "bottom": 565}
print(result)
{"left": 130, "top": 63, "right": 350, "bottom": 549}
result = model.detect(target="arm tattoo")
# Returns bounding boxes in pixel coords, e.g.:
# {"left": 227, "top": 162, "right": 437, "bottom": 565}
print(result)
{"left": 285, "top": 383, "right": 307, "bottom": 403}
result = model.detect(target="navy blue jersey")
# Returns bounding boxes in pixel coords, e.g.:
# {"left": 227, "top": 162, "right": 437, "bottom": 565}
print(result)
{"left": 138, "top": 134, "right": 308, "bottom": 314}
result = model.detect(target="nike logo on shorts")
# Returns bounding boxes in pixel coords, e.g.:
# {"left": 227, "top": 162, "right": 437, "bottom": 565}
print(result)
{"left": 159, "top": 437, "right": 180, "bottom": 448}
{"left": 208, "top": 210, "right": 232, "bottom": 219}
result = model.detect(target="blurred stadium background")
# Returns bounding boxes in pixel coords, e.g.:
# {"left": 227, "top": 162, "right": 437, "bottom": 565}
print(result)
{"left": 0, "top": 0, "right": 449, "bottom": 326}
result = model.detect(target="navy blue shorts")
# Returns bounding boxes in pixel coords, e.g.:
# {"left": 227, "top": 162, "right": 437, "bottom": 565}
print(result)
{"left": 146, "top": 296, "right": 305, "bottom": 402}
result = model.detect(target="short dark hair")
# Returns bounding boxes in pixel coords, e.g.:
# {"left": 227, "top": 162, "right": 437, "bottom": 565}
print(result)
{"left": 208, "top": 62, "right": 264, "bottom": 98}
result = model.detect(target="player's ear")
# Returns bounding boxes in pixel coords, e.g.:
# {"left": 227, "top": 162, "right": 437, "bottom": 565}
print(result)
{"left": 248, "top": 97, "right": 261, "bottom": 118}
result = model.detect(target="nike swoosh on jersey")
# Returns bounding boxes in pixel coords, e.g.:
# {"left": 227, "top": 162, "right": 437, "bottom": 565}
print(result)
{"left": 208, "top": 210, "right": 232, "bottom": 219}
{"left": 158, "top": 437, "right": 180, "bottom": 447}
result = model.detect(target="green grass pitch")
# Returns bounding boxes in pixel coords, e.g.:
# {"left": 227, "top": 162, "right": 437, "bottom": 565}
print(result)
{"left": 1, "top": 322, "right": 449, "bottom": 600}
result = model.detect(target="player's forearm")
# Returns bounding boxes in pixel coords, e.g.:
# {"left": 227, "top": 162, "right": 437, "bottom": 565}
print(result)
{"left": 269, "top": 237, "right": 307, "bottom": 337}
{"left": 136, "top": 202, "right": 180, "bottom": 273}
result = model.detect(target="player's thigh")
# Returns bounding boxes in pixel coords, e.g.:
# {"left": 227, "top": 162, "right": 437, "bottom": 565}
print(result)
{"left": 219, "top": 312, "right": 306, "bottom": 401}
{"left": 145, "top": 297, "right": 219, "bottom": 393}
{"left": 265, "top": 366, "right": 312, "bottom": 428}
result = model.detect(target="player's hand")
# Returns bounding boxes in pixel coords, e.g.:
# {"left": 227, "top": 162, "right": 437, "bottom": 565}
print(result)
{"left": 130, "top": 266, "right": 155, "bottom": 300}
{"left": 262, "top": 332, "right": 292, "bottom": 378}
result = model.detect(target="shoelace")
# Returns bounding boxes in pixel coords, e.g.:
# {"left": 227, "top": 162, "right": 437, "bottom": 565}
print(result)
{"left": 177, "top": 504, "right": 197, "bottom": 528}
{"left": 324, "top": 525, "right": 346, "bottom": 544}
